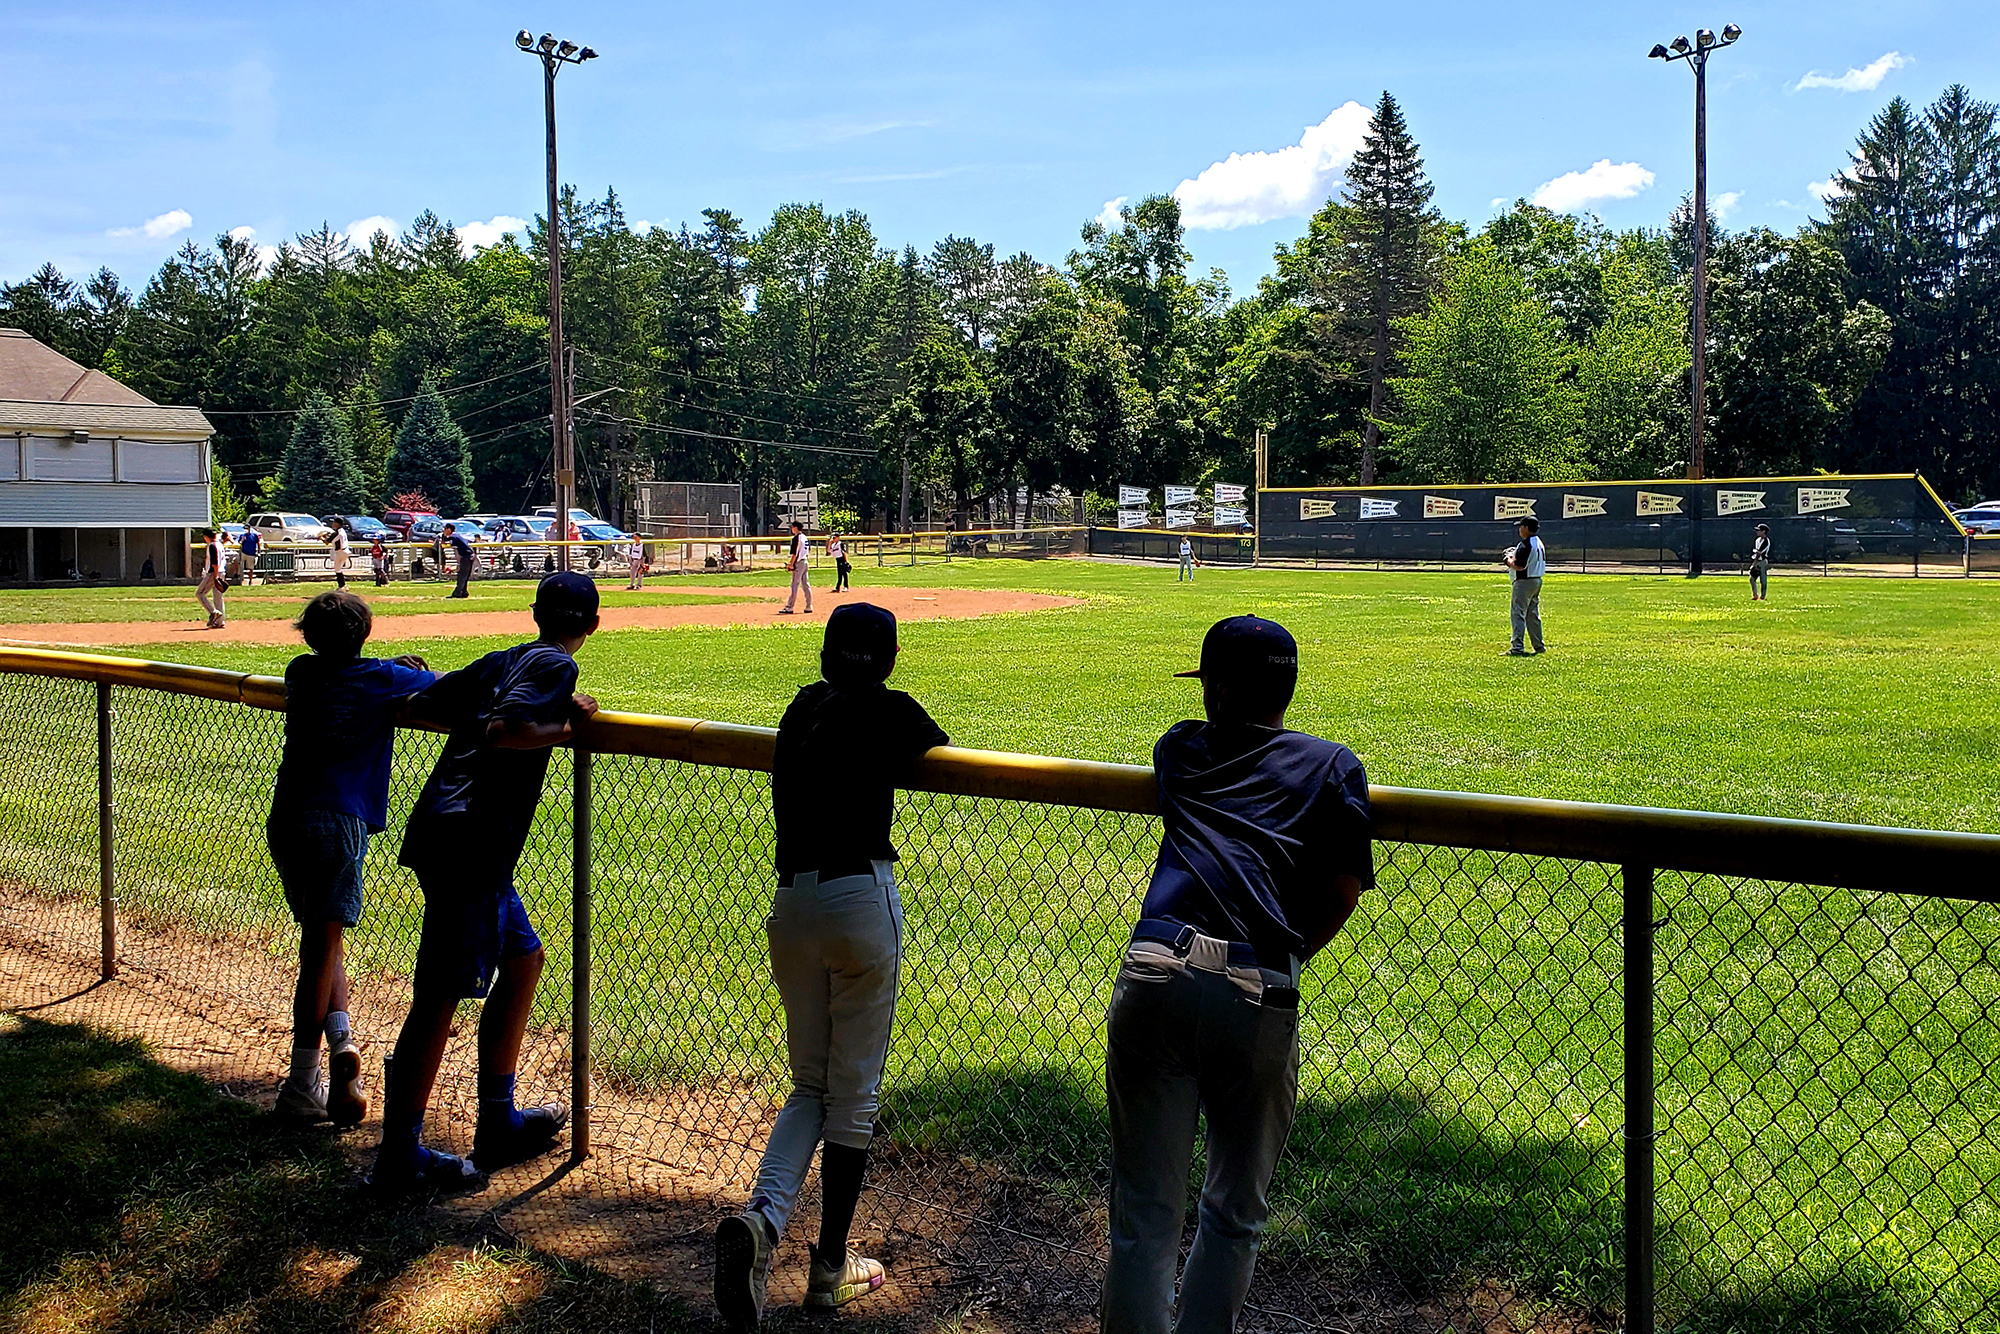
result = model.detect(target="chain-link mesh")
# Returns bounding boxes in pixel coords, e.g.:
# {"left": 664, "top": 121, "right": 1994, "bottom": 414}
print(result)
{"left": 1, "top": 669, "right": 1997, "bottom": 1331}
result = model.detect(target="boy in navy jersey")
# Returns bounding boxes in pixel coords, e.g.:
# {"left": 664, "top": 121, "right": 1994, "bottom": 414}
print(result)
{"left": 268, "top": 591, "right": 435, "bottom": 1125}
{"left": 367, "top": 572, "right": 600, "bottom": 1194}
{"left": 1102, "top": 616, "right": 1374, "bottom": 1334}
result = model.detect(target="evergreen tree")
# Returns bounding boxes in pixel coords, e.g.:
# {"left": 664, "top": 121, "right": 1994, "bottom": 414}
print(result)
{"left": 273, "top": 391, "right": 368, "bottom": 514}
{"left": 387, "top": 375, "right": 476, "bottom": 518}
{"left": 1323, "top": 91, "right": 1449, "bottom": 483}
{"left": 348, "top": 378, "right": 393, "bottom": 512}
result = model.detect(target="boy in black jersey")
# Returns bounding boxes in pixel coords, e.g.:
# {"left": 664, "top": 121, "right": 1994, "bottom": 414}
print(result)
{"left": 366, "top": 572, "right": 600, "bottom": 1194}
{"left": 715, "top": 602, "right": 948, "bottom": 1331}
{"left": 1102, "top": 616, "right": 1374, "bottom": 1334}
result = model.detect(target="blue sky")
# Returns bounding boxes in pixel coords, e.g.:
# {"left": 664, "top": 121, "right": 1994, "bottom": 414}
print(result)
{"left": 3, "top": 1, "right": 1992, "bottom": 298}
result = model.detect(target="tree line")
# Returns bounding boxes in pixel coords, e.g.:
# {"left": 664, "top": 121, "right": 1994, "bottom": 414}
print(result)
{"left": 5, "top": 84, "right": 1998, "bottom": 529}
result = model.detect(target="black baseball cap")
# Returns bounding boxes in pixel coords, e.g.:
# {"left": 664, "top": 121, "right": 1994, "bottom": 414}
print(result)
{"left": 1175, "top": 616, "right": 1299, "bottom": 704}
{"left": 822, "top": 602, "right": 898, "bottom": 682}
{"left": 535, "top": 570, "right": 600, "bottom": 619}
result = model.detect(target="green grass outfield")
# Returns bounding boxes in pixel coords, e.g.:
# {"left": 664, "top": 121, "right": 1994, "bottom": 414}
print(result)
{"left": 3, "top": 559, "right": 1998, "bottom": 1330}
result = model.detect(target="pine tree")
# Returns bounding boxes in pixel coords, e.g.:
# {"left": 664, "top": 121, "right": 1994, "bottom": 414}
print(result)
{"left": 387, "top": 375, "right": 476, "bottom": 518}
{"left": 273, "top": 391, "right": 367, "bottom": 514}
{"left": 1310, "top": 91, "right": 1449, "bottom": 483}
{"left": 348, "top": 377, "right": 393, "bottom": 513}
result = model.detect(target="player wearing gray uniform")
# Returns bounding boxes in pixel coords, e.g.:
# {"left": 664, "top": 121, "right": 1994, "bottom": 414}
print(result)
{"left": 779, "top": 522, "right": 814, "bottom": 614}
{"left": 715, "top": 603, "right": 948, "bottom": 1331}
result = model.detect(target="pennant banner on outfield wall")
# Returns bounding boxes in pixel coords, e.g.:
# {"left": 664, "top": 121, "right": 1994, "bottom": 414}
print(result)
{"left": 1255, "top": 474, "right": 1965, "bottom": 571}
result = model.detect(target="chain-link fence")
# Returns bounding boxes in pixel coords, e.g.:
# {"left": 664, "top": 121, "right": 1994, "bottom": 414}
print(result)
{"left": 1089, "top": 528, "right": 1257, "bottom": 565}
{"left": 1, "top": 650, "right": 1998, "bottom": 1331}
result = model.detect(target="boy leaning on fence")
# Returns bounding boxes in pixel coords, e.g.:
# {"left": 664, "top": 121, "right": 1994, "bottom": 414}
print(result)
{"left": 365, "top": 572, "right": 601, "bottom": 1195}
{"left": 268, "top": 591, "right": 436, "bottom": 1126}
{"left": 714, "top": 602, "right": 949, "bottom": 1332}
{"left": 1102, "top": 615, "right": 1374, "bottom": 1334}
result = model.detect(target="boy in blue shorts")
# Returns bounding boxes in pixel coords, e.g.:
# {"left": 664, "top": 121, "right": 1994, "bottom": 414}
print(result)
{"left": 269, "top": 590, "right": 436, "bottom": 1125}
{"left": 367, "top": 572, "right": 601, "bottom": 1194}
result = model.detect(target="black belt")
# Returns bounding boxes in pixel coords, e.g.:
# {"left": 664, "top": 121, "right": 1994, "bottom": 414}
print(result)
{"left": 779, "top": 860, "right": 876, "bottom": 888}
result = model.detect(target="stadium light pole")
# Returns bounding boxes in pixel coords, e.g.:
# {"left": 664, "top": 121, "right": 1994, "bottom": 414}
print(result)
{"left": 517, "top": 29, "right": 599, "bottom": 570}
{"left": 1650, "top": 25, "right": 1740, "bottom": 483}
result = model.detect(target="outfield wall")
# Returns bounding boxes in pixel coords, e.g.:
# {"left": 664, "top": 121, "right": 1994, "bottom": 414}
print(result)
{"left": 1258, "top": 472, "right": 1989, "bottom": 573}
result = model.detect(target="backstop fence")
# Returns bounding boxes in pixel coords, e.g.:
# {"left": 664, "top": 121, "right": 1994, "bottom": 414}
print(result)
{"left": 1259, "top": 472, "right": 2000, "bottom": 575}
{"left": 1, "top": 647, "right": 1997, "bottom": 1333}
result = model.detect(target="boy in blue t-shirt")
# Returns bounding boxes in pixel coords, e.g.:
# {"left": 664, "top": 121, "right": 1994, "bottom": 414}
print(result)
{"left": 367, "top": 572, "right": 601, "bottom": 1195}
{"left": 268, "top": 590, "right": 436, "bottom": 1125}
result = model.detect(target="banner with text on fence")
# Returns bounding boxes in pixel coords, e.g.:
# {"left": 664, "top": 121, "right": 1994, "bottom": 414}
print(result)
{"left": 1213, "top": 483, "right": 1247, "bottom": 506}
{"left": 1118, "top": 485, "right": 1148, "bottom": 508}
{"left": 1256, "top": 474, "right": 1957, "bottom": 570}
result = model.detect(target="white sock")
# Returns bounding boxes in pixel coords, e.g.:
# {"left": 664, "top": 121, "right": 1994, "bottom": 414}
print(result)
{"left": 288, "top": 1044, "right": 322, "bottom": 1088}
{"left": 324, "top": 1011, "right": 352, "bottom": 1048}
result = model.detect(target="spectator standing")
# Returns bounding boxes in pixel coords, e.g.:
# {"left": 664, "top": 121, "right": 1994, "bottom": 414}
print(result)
{"left": 446, "top": 524, "right": 473, "bottom": 599}
{"left": 370, "top": 535, "right": 390, "bottom": 587}
{"left": 267, "top": 591, "right": 435, "bottom": 1126}
{"left": 239, "top": 526, "right": 262, "bottom": 587}
{"left": 1749, "top": 523, "right": 1772, "bottom": 601}
{"left": 1178, "top": 537, "right": 1194, "bottom": 582}
{"left": 779, "top": 521, "right": 814, "bottom": 615}
{"left": 330, "top": 525, "right": 351, "bottom": 589}
{"left": 197, "top": 527, "right": 228, "bottom": 628}
{"left": 830, "top": 534, "right": 851, "bottom": 592}
{"left": 627, "top": 535, "right": 647, "bottom": 591}
{"left": 1503, "top": 517, "right": 1546, "bottom": 656}
{"left": 1102, "top": 615, "right": 1373, "bottom": 1334}
{"left": 368, "top": 573, "right": 602, "bottom": 1194}
{"left": 714, "top": 604, "right": 948, "bottom": 1331}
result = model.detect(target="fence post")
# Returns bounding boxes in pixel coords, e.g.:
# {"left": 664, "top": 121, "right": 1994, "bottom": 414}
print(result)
{"left": 1623, "top": 862, "right": 1655, "bottom": 1330}
{"left": 97, "top": 680, "right": 117, "bottom": 979}
{"left": 571, "top": 746, "right": 593, "bottom": 1162}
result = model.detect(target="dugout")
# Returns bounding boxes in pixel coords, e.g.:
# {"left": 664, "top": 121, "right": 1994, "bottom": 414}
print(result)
{"left": 1257, "top": 473, "right": 1973, "bottom": 574}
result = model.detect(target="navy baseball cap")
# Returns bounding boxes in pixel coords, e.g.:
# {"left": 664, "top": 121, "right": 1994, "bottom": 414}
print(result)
{"left": 535, "top": 570, "right": 600, "bottom": 619}
{"left": 1175, "top": 615, "right": 1299, "bottom": 700}
{"left": 822, "top": 602, "right": 898, "bottom": 681}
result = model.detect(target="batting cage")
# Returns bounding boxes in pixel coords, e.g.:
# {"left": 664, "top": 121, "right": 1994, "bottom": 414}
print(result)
{"left": 1258, "top": 473, "right": 1982, "bottom": 574}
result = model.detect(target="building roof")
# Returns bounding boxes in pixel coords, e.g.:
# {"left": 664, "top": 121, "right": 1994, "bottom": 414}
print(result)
{"left": 0, "top": 328, "right": 213, "bottom": 437}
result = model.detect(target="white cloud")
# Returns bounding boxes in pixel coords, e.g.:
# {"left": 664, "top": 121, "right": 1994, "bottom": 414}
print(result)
{"left": 108, "top": 208, "right": 193, "bottom": 241}
{"left": 457, "top": 215, "right": 527, "bottom": 254}
{"left": 228, "top": 225, "right": 257, "bottom": 241}
{"left": 1712, "top": 191, "right": 1743, "bottom": 220}
{"left": 1489, "top": 197, "right": 1508, "bottom": 210}
{"left": 227, "top": 226, "right": 279, "bottom": 271}
{"left": 1809, "top": 171, "right": 1853, "bottom": 203}
{"left": 1796, "top": 52, "right": 1908, "bottom": 93}
{"left": 1094, "top": 197, "right": 1127, "bottom": 230}
{"left": 341, "top": 215, "right": 398, "bottom": 250}
{"left": 1172, "top": 102, "right": 1372, "bottom": 230}
{"left": 1529, "top": 160, "right": 1655, "bottom": 213}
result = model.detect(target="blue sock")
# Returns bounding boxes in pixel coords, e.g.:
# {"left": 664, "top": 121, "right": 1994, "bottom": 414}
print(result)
{"left": 382, "top": 1109, "right": 429, "bottom": 1174}
{"left": 479, "top": 1070, "right": 524, "bottom": 1134}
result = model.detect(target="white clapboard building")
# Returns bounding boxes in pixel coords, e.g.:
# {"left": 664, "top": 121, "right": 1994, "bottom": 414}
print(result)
{"left": 0, "top": 328, "right": 215, "bottom": 582}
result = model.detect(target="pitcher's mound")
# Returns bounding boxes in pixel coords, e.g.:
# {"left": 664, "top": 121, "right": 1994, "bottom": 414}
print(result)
{"left": 0, "top": 585, "right": 1081, "bottom": 648}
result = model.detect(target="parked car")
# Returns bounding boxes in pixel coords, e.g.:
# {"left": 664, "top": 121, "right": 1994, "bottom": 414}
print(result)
{"left": 576, "top": 520, "right": 636, "bottom": 564}
{"left": 246, "top": 512, "right": 330, "bottom": 545}
{"left": 1966, "top": 500, "right": 2000, "bottom": 512}
{"left": 382, "top": 508, "right": 439, "bottom": 539}
{"left": 1954, "top": 509, "right": 2000, "bottom": 535}
{"left": 320, "top": 514, "right": 395, "bottom": 543}
{"left": 534, "top": 507, "right": 602, "bottom": 527}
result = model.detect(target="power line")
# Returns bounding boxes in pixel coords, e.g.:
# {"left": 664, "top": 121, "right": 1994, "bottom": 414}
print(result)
{"left": 197, "top": 362, "right": 544, "bottom": 417}
{"left": 577, "top": 347, "right": 883, "bottom": 417}
{"left": 581, "top": 411, "right": 876, "bottom": 458}
{"left": 576, "top": 375, "right": 877, "bottom": 445}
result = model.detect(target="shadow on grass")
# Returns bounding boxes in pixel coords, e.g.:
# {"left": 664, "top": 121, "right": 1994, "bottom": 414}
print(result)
{"left": 1666, "top": 1272, "right": 1916, "bottom": 1334}
{"left": 0, "top": 1012, "right": 901, "bottom": 1333}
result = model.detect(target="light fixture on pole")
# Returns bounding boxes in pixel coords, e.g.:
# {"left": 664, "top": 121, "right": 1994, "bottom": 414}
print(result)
{"left": 1650, "top": 21, "right": 1739, "bottom": 578}
{"left": 516, "top": 28, "right": 599, "bottom": 570}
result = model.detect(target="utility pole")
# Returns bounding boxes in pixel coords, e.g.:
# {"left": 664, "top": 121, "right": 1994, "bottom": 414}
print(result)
{"left": 1651, "top": 24, "right": 1741, "bottom": 578}
{"left": 517, "top": 30, "right": 597, "bottom": 571}
{"left": 1253, "top": 422, "right": 1271, "bottom": 565}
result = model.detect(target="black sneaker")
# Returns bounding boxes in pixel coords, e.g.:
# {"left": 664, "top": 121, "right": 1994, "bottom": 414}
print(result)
{"left": 715, "top": 1212, "right": 772, "bottom": 1332}
{"left": 364, "top": 1145, "right": 485, "bottom": 1198}
{"left": 470, "top": 1104, "right": 568, "bottom": 1171}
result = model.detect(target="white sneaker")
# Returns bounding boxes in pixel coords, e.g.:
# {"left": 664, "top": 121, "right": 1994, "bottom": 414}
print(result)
{"left": 275, "top": 1071, "right": 328, "bottom": 1123}
{"left": 805, "top": 1246, "right": 884, "bottom": 1309}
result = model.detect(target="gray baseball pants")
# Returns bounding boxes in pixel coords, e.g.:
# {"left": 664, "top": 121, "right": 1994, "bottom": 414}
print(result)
{"left": 1102, "top": 931, "right": 1301, "bottom": 1334}
{"left": 748, "top": 861, "right": 902, "bottom": 1239}
{"left": 783, "top": 561, "right": 813, "bottom": 612}
{"left": 1510, "top": 576, "right": 1544, "bottom": 652}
